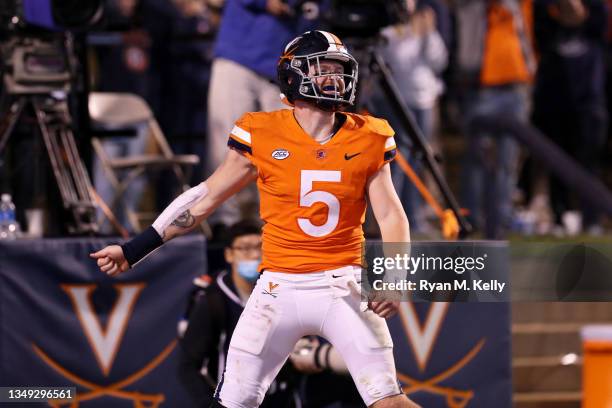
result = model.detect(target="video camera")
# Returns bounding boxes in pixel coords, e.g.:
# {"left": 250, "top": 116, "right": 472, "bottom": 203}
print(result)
{"left": 0, "top": 0, "right": 103, "bottom": 95}
{"left": 292, "top": 0, "right": 407, "bottom": 39}
{"left": 323, "top": 0, "right": 407, "bottom": 38}
{"left": 0, "top": 0, "right": 104, "bottom": 235}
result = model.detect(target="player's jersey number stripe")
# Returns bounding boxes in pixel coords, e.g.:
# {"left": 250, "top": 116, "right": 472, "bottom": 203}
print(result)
{"left": 298, "top": 170, "right": 341, "bottom": 237}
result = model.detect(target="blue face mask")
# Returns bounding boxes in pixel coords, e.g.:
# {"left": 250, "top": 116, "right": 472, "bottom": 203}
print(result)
{"left": 237, "top": 260, "right": 260, "bottom": 282}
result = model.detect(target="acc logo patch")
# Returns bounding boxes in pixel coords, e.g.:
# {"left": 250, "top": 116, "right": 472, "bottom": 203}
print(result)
{"left": 271, "top": 149, "right": 290, "bottom": 160}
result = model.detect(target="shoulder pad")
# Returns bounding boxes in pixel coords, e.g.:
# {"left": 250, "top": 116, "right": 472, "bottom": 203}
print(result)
{"left": 346, "top": 112, "right": 394, "bottom": 137}
{"left": 246, "top": 109, "right": 288, "bottom": 129}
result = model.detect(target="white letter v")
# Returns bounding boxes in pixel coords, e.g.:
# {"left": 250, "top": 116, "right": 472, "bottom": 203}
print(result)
{"left": 398, "top": 302, "right": 449, "bottom": 372}
{"left": 62, "top": 284, "right": 144, "bottom": 376}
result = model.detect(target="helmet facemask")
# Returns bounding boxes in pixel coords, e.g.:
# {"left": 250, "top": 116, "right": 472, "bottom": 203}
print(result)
{"left": 289, "top": 51, "right": 358, "bottom": 111}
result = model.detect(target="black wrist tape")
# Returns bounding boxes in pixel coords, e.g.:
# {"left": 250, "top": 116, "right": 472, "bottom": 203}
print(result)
{"left": 121, "top": 226, "right": 163, "bottom": 267}
{"left": 314, "top": 344, "right": 324, "bottom": 369}
{"left": 324, "top": 343, "right": 332, "bottom": 369}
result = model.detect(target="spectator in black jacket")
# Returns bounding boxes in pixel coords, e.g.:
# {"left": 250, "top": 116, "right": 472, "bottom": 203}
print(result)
{"left": 532, "top": 0, "right": 608, "bottom": 234}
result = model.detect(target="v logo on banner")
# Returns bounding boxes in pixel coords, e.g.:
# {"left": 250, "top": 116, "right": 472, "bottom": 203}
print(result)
{"left": 399, "top": 302, "right": 449, "bottom": 372}
{"left": 61, "top": 283, "right": 145, "bottom": 376}
{"left": 397, "top": 302, "right": 486, "bottom": 408}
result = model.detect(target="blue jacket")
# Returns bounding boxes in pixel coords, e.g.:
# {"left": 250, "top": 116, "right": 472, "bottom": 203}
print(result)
{"left": 213, "top": 0, "right": 322, "bottom": 80}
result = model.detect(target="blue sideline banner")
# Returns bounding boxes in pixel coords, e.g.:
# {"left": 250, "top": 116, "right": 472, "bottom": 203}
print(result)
{"left": 0, "top": 236, "right": 206, "bottom": 407}
{"left": 389, "top": 302, "right": 512, "bottom": 408}
{"left": 0, "top": 236, "right": 510, "bottom": 408}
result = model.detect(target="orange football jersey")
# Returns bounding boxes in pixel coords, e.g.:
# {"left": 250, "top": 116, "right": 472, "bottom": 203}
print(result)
{"left": 227, "top": 109, "right": 397, "bottom": 273}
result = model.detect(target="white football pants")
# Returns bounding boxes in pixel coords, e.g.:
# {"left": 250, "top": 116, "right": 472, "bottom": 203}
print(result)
{"left": 215, "top": 266, "right": 402, "bottom": 407}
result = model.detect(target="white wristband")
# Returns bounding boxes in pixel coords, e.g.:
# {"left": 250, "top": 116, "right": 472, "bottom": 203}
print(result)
{"left": 152, "top": 182, "right": 209, "bottom": 236}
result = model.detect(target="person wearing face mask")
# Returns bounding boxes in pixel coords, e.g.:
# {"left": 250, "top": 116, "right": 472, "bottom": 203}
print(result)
{"left": 176, "top": 220, "right": 300, "bottom": 407}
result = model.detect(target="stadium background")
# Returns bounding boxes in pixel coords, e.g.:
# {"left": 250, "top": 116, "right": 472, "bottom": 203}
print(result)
{"left": 0, "top": 0, "right": 611, "bottom": 407}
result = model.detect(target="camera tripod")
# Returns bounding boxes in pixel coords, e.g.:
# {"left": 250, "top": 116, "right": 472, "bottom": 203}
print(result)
{"left": 0, "top": 93, "right": 98, "bottom": 235}
{"left": 350, "top": 39, "right": 472, "bottom": 237}
{"left": 0, "top": 35, "right": 98, "bottom": 235}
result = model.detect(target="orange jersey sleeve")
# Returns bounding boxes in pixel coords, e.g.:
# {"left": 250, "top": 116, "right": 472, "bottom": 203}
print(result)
{"left": 227, "top": 113, "right": 254, "bottom": 161}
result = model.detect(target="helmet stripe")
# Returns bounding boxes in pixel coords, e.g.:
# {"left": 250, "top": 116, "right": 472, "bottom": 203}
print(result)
{"left": 319, "top": 30, "right": 339, "bottom": 52}
{"left": 284, "top": 36, "right": 301, "bottom": 53}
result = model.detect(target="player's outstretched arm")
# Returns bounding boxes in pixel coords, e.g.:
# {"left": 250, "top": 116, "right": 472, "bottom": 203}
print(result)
{"left": 90, "top": 149, "right": 256, "bottom": 276}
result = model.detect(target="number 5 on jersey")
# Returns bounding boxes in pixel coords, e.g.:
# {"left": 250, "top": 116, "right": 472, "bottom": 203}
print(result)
{"left": 298, "top": 170, "right": 341, "bottom": 237}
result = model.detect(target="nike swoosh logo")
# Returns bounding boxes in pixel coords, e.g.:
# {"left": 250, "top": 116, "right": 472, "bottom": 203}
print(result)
{"left": 344, "top": 152, "right": 361, "bottom": 160}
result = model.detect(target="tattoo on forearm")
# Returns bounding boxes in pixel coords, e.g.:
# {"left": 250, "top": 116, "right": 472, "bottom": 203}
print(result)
{"left": 172, "top": 210, "right": 196, "bottom": 229}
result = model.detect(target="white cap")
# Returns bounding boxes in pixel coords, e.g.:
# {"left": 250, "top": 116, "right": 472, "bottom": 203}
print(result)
{"left": 1, "top": 194, "right": 11, "bottom": 202}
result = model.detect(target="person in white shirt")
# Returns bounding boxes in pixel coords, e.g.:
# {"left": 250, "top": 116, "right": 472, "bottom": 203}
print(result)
{"left": 380, "top": 0, "right": 449, "bottom": 234}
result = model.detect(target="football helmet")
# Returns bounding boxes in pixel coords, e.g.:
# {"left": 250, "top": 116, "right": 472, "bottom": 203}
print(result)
{"left": 278, "top": 30, "right": 358, "bottom": 112}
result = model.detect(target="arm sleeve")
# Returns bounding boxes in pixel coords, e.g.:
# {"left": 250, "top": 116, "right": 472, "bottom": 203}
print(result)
{"left": 177, "top": 295, "right": 217, "bottom": 406}
{"left": 227, "top": 114, "right": 255, "bottom": 162}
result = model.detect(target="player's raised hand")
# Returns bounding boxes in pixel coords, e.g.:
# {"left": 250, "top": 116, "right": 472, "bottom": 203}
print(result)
{"left": 90, "top": 245, "right": 129, "bottom": 277}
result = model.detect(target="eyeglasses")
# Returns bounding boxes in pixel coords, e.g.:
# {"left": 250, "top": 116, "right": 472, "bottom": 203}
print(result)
{"left": 231, "top": 244, "right": 262, "bottom": 254}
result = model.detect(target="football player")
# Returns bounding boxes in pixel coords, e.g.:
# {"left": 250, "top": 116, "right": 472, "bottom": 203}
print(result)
{"left": 91, "top": 30, "right": 419, "bottom": 408}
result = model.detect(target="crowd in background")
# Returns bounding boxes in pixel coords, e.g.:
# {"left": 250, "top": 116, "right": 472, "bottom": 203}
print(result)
{"left": 84, "top": 0, "right": 612, "bottom": 240}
